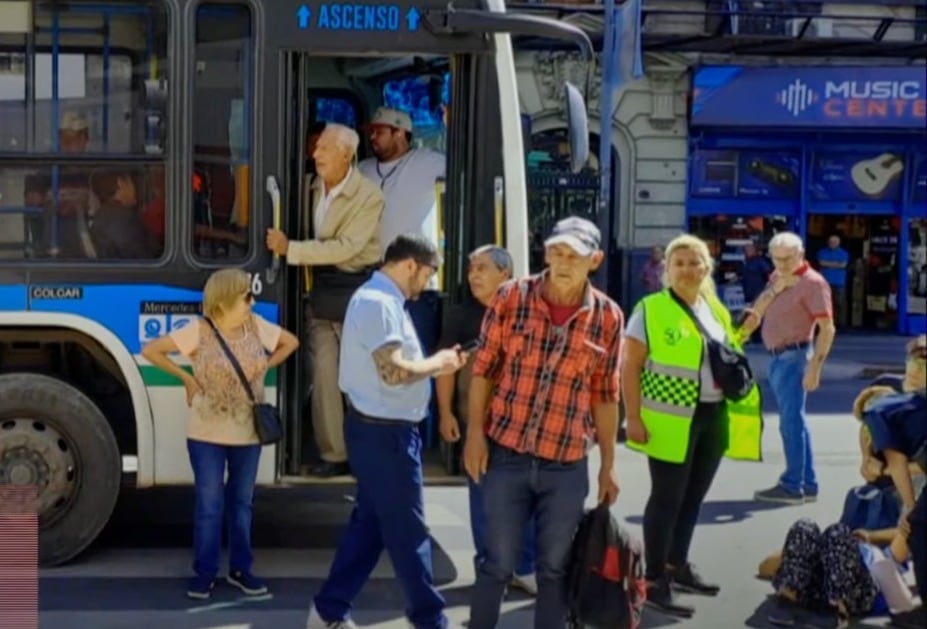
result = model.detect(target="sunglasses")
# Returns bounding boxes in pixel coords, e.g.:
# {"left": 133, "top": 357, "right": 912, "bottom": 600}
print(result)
{"left": 910, "top": 347, "right": 927, "bottom": 360}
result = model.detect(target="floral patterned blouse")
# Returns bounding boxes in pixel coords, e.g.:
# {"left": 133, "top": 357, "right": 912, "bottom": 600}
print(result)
{"left": 170, "top": 314, "right": 281, "bottom": 445}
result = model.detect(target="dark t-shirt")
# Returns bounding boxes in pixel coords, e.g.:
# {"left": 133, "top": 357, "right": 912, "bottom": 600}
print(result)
{"left": 90, "top": 203, "right": 162, "bottom": 259}
{"left": 870, "top": 374, "right": 905, "bottom": 392}
{"left": 438, "top": 299, "right": 488, "bottom": 423}
{"left": 439, "top": 299, "right": 487, "bottom": 350}
{"left": 863, "top": 384, "right": 927, "bottom": 460}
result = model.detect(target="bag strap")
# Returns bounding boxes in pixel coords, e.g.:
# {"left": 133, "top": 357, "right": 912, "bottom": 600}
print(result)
{"left": 204, "top": 317, "right": 256, "bottom": 405}
{"left": 668, "top": 289, "right": 715, "bottom": 342}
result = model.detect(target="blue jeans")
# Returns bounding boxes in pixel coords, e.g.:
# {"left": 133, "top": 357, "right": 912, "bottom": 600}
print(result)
{"left": 314, "top": 411, "right": 446, "bottom": 629}
{"left": 469, "top": 443, "right": 588, "bottom": 629}
{"left": 468, "top": 475, "right": 537, "bottom": 576}
{"left": 187, "top": 439, "right": 262, "bottom": 578}
{"left": 768, "top": 348, "right": 818, "bottom": 496}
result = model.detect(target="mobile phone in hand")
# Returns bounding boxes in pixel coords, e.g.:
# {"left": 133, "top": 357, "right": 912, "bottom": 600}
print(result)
{"left": 460, "top": 338, "right": 480, "bottom": 353}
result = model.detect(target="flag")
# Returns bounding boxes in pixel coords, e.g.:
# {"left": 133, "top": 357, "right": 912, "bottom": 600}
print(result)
{"left": 607, "top": 0, "right": 644, "bottom": 94}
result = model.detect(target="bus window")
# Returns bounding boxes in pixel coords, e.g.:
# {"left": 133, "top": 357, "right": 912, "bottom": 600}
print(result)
{"left": 0, "top": 1, "right": 168, "bottom": 261}
{"left": 314, "top": 97, "right": 359, "bottom": 129}
{"left": 191, "top": 4, "right": 253, "bottom": 263}
{"left": 383, "top": 73, "right": 449, "bottom": 153}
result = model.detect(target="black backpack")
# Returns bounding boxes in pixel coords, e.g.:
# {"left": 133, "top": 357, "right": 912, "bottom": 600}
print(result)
{"left": 566, "top": 503, "right": 646, "bottom": 629}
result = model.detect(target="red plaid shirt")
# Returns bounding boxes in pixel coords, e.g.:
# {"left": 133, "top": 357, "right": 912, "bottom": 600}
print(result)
{"left": 471, "top": 273, "right": 624, "bottom": 462}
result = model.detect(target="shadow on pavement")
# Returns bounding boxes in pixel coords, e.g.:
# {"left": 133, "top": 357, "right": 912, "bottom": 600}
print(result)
{"left": 624, "top": 499, "right": 794, "bottom": 528}
{"left": 746, "top": 595, "right": 887, "bottom": 628}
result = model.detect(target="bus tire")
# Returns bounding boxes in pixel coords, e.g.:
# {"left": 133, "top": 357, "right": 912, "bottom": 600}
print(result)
{"left": 0, "top": 372, "right": 121, "bottom": 567}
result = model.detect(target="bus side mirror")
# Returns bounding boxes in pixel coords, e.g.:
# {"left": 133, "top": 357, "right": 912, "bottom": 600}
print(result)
{"left": 565, "top": 82, "right": 589, "bottom": 174}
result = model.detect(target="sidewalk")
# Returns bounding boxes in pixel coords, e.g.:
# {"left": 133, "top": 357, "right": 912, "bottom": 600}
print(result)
{"left": 745, "top": 333, "right": 909, "bottom": 382}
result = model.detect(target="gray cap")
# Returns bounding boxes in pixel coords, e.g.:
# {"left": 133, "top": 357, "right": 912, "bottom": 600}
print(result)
{"left": 544, "top": 216, "right": 601, "bottom": 257}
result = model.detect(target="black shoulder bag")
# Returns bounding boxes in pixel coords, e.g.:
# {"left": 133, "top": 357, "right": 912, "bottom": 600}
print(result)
{"left": 204, "top": 318, "right": 283, "bottom": 445}
{"left": 669, "top": 290, "right": 756, "bottom": 402}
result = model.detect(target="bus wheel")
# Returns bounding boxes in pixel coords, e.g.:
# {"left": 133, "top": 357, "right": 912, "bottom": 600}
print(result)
{"left": 0, "top": 373, "right": 121, "bottom": 567}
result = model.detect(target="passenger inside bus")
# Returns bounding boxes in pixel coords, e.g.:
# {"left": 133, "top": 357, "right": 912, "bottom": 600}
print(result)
{"left": 88, "top": 168, "right": 162, "bottom": 259}
{"left": 22, "top": 111, "right": 97, "bottom": 258}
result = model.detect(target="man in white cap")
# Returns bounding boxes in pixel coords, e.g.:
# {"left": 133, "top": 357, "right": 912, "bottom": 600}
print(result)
{"left": 24, "top": 110, "right": 96, "bottom": 258}
{"left": 358, "top": 106, "right": 446, "bottom": 430}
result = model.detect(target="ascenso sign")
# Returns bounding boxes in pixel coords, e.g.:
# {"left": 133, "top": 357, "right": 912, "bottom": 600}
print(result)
{"left": 295, "top": 2, "right": 422, "bottom": 32}
{"left": 692, "top": 66, "right": 927, "bottom": 128}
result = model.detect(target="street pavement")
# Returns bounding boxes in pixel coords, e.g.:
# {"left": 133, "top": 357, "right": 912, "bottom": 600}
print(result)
{"left": 35, "top": 334, "right": 917, "bottom": 629}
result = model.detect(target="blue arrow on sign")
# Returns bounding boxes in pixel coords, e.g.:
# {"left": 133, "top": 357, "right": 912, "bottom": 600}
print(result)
{"left": 297, "top": 4, "right": 312, "bottom": 29}
{"left": 406, "top": 6, "right": 421, "bottom": 31}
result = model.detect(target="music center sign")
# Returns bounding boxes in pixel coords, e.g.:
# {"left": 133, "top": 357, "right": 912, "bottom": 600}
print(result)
{"left": 691, "top": 66, "right": 926, "bottom": 128}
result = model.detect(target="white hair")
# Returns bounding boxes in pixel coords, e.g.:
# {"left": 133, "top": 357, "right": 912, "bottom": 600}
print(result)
{"left": 323, "top": 123, "right": 360, "bottom": 157}
{"left": 768, "top": 231, "right": 804, "bottom": 252}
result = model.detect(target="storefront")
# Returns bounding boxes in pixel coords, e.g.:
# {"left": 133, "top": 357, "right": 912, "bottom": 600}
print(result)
{"left": 687, "top": 65, "right": 927, "bottom": 335}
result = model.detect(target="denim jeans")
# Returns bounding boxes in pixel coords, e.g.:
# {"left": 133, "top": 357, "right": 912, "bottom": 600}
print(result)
{"left": 314, "top": 411, "right": 447, "bottom": 629}
{"left": 187, "top": 439, "right": 262, "bottom": 578}
{"left": 461, "top": 422, "right": 536, "bottom": 576}
{"left": 468, "top": 474, "right": 537, "bottom": 577}
{"left": 469, "top": 442, "right": 588, "bottom": 629}
{"left": 768, "top": 348, "right": 818, "bottom": 496}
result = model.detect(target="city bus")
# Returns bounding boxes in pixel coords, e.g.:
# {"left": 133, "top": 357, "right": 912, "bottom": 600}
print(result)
{"left": 0, "top": 0, "right": 591, "bottom": 566}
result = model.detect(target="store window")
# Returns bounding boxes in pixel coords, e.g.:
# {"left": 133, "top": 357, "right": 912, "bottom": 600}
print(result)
{"left": 688, "top": 215, "right": 794, "bottom": 312}
{"left": 0, "top": 1, "right": 168, "bottom": 261}
{"left": 908, "top": 218, "right": 927, "bottom": 318}
{"left": 191, "top": 4, "right": 252, "bottom": 263}
{"left": 689, "top": 149, "right": 800, "bottom": 200}
{"left": 810, "top": 151, "right": 904, "bottom": 202}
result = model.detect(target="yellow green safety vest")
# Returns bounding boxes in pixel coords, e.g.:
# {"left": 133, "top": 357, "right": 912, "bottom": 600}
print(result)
{"left": 626, "top": 290, "right": 763, "bottom": 464}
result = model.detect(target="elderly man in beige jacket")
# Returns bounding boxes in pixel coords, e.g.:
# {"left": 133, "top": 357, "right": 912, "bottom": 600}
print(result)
{"left": 266, "top": 123, "right": 384, "bottom": 477}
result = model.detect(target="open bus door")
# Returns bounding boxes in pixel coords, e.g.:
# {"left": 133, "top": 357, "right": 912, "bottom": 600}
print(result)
{"left": 255, "top": 0, "right": 593, "bottom": 481}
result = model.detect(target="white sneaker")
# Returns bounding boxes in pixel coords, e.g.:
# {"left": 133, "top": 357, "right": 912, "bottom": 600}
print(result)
{"left": 510, "top": 573, "right": 538, "bottom": 596}
{"left": 306, "top": 605, "right": 358, "bottom": 629}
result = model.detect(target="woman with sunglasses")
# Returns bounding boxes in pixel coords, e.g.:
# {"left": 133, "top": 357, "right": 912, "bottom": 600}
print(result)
{"left": 142, "top": 268, "right": 299, "bottom": 600}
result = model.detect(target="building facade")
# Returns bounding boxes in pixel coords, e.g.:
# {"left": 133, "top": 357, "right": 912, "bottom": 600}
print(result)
{"left": 513, "top": 0, "right": 926, "bottom": 334}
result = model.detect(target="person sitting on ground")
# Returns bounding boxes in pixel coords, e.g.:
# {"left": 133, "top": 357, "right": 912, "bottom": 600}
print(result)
{"left": 758, "top": 517, "right": 915, "bottom": 628}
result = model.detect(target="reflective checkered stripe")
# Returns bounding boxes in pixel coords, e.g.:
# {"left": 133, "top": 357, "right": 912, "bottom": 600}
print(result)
{"left": 626, "top": 291, "right": 763, "bottom": 464}
{"left": 640, "top": 367, "right": 699, "bottom": 409}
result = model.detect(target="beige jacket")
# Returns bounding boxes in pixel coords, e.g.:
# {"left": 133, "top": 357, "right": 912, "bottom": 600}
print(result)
{"left": 286, "top": 169, "right": 384, "bottom": 271}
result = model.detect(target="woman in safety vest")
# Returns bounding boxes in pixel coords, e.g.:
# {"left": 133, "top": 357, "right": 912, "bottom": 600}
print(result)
{"left": 621, "top": 234, "right": 763, "bottom": 619}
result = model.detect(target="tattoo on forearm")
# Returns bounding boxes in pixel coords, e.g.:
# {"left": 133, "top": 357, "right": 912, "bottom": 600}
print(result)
{"left": 371, "top": 343, "right": 429, "bottom": 385}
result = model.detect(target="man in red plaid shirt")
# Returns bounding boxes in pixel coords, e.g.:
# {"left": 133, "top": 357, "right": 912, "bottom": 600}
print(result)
{"left": 463, "top": 216, "right": 623, "bottom": 629}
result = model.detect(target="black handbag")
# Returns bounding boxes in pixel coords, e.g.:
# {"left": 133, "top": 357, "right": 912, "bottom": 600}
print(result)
{"left": 205, "top": 317, "right": 283, "bottom": 445}
{"left": 669, "top": 290, "right": 756, "bottom": 402}
{"left": 308, "top": 265, "right": 374, "bottom": 322}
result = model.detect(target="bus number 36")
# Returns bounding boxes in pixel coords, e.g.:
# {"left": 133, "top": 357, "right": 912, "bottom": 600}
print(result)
{"left": 250, "top": 273, "right": 263, "bottom": 297}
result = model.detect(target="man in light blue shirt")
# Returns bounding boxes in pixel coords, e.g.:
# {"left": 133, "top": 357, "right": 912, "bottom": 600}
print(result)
{"left": 307, "top": 233, "right": 467, "bottom": 629}
{"left": 817, "top": 234, "right": 850, "bottom": 328}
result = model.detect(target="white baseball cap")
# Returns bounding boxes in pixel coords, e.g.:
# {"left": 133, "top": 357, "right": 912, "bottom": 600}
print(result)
{"left": 367, "top": 107, "right": 413, "bottom": 133}
{"left": 60, "top": 110, "right": 89, "bottom": 132}
{"left": 544, "top": 216, "right": 602, "bottom": 257}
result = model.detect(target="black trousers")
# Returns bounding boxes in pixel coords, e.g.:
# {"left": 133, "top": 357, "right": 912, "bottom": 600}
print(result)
{"left": 643, "top": 402, "right": 728, "bottom": 580}
{"left": 909, "top": 486, "right": 927, "bottom": 602}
